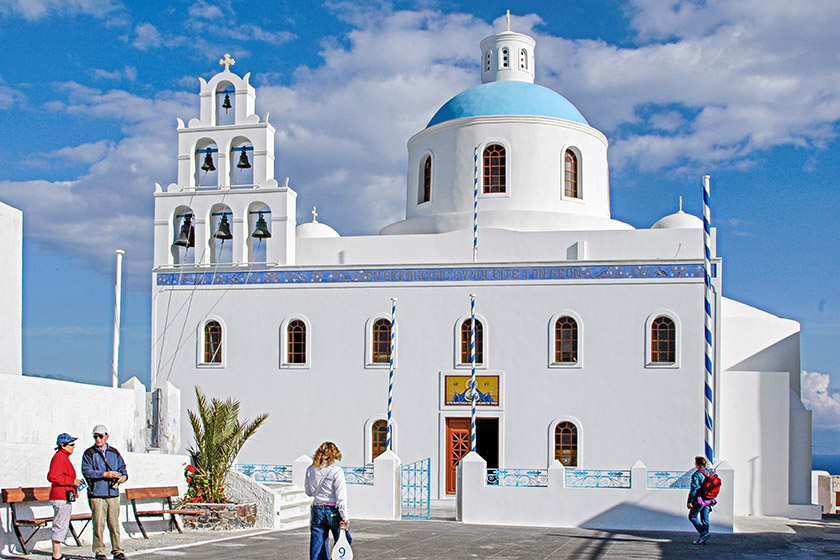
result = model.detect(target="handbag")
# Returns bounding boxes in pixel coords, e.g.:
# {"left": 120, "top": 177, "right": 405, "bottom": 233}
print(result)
{"left": 331, "top": 528, "right": 353, "bottom": 560}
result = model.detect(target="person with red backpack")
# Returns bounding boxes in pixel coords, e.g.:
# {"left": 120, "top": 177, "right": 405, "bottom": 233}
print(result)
{"left": 687, "top": 456, "right": 720, "bottom": 545}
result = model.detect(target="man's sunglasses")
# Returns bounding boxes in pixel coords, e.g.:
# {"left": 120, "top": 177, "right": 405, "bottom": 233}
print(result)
{"left": 94, "top": 434, "right": 106, "bottom": 439}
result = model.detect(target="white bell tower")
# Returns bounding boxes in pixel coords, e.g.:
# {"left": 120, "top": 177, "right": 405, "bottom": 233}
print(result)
{"left": 153, "top": 54, "right": 296, "bottom": 268}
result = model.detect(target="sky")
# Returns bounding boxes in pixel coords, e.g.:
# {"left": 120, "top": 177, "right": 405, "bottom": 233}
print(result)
{"left": 1, "top": 0, "right": 838, "bottom": 454}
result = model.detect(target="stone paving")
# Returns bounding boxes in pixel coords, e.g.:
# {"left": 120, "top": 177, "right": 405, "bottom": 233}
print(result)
{"left": 4, "top": 515, "right": 839, "bottom": 559}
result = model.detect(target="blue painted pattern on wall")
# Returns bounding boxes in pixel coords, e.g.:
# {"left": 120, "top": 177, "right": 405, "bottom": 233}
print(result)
{"left": 157, "top": 263, "right": 710, "bottom": 287}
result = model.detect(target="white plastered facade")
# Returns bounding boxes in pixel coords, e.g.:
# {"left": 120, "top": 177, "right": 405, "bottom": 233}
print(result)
{"left": 151, "top": 31, "right": 816, "bottom": 519}
{"left": 0, "top": 200, "right": 22, "bottom": 376}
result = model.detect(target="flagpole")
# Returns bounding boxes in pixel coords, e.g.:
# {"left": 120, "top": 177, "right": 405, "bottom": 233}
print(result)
{"left": 702, "top": 175, "right": 714, "bottom": 464}
{"left": 387, "top": 298, "right": 397, "bottom": 450}
{"left": 470, "top": 294, "right": 477, "bottom": 452}
{"left": 111, "top": 249, "right": 124, "bottom": 388}
{"left": 473, "top": 146, "right": 478, "bottom": 264}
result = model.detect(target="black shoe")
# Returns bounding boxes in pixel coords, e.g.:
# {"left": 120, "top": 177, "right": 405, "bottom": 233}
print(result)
{"left": 96, "top": 555, "right": 107, "bottom": 560}
{"left": 114, "top": 554, "right": 127, "bottom": 560}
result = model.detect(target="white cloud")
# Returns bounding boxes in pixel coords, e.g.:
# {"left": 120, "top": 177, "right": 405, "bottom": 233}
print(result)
{"left": 0, "top": 0, "right": 121, "bottom": 20}
{"left": 132, "top": 22, "right": 166, "bottom": 50}
{"left": 802, "top": 371, "right": 840, "bottom": 429}
{"left": 36, "top": 139, "right": 112, "bottom": 164}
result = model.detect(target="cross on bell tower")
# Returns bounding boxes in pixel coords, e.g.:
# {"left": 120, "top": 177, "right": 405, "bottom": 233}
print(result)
{"left": 219, "top": 53, "right": 235, "bottom": 72}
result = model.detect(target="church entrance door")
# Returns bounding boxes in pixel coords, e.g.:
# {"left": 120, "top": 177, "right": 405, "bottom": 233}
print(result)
{"left": 445, "top": 417, "right": 499, "bottom": 494}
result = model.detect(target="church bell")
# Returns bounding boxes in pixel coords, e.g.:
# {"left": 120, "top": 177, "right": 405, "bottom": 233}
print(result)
{"left": 252, "top": 212, "right": 271, "bottom": 239}
{"left": 222, "top": 92, "right": 232, "bottom": 113}
{"left": 236, "top": 149, "right": 251, "bottom": 169}
{"left": 213, "top": 214, "right": 233, "bottom": 240}
{"left": 173, "top": 214, "right": 195, "bottom": 248}
{"left": 201, "top": 148, "right": 216, "bottom": 172}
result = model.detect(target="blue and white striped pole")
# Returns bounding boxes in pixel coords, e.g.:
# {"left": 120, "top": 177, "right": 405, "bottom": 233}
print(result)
{"left": 473, "top": 146, "right": 479, "bottom": 264}
{"left": 387, "top": 297, "right": 397, "bottom": 450}
{"left": 470, "top": 294, "right": 477, "bottom": 452}
{"left": 702, "top": 175, "right": 714, "bottom": 464}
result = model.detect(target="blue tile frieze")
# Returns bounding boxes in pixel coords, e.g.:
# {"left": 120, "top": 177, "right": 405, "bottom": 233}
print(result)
{"left": 157, "top": 263, "right": 709, "bottom": 286}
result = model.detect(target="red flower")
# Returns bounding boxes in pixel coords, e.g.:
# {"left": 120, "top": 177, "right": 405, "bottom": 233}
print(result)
{"left": 187, "top": 465, "right": 196, "bottom": 473}
{"left": 186, "top": 477, "right": 192, "bottom": 482}
{"left": 197, "top": 488, "right": 203, "bottom": 493}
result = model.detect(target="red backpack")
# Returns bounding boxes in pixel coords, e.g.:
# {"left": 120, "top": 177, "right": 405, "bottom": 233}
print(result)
{"left": 699, "top": 468, "right": 721, "bottom": 499}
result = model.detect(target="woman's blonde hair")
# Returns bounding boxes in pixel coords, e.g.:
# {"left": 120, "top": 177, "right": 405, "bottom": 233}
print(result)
{"left": 313, "top": 441, "right": 342, "bottom": 468}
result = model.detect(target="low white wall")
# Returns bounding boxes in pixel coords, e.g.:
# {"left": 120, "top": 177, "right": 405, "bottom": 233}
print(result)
{"left": 0, "top": 442, "right": 189, "bottom": 555}
{"left": 457, "top": 453, "right": 735, "bottom": 532}
{"left": 0, "top": 375, "right": 147, "bottom": 452}
{"left": 812, "top": 471, "right": 833, "bottom": 513}
{"left": 292, "top": 451, "right": 401, "bottom": 521}
{"left": 225, "top": 469, "right": 278, "bottom": 528}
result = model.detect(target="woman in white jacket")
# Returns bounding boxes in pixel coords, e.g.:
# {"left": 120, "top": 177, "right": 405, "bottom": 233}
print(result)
{"left": 305, "top": 442, "right": 350, "bottom": 560}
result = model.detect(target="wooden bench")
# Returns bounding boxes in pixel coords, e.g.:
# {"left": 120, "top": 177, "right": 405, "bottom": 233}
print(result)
{"left": 1, "top": 487, "right": 92, "bottom": 553}
{"left": 124, "top": 486, "right": 202, "bottom": 538}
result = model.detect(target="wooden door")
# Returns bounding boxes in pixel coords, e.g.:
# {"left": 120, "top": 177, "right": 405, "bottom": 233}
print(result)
{"left": 445, "top": 418, "right": 471, "bottom": 494}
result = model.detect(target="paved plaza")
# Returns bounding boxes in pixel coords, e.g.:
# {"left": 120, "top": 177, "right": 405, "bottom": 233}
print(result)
{"left": 4, "top": 514, "right": 839, "bottom": 560}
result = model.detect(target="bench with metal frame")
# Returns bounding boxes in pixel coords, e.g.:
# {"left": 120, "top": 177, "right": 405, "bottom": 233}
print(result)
{"left": 124, "top": 486, "right": 202, "bottom": 539}
{"left": 1, "top": 487, "right": 92, "bottom": 553}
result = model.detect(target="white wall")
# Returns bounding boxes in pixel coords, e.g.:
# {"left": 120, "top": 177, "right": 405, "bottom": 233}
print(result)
{"left": 0, "top": 200, "right": 22, "bottom": 376}
{"left": 0, "top": 375, "right": 149, "bottom": 452}
{"left": 0, "top": 442, "right": 188, "bottom": 554}
{"left": 457, "top": 452, "right": 735, "bottom": 531}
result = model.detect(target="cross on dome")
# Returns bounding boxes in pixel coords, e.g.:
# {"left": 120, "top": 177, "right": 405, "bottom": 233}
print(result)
{"left": 219, "top": 53, "right": 235, "bottom": 71}
{"left": 312, "top": 206, "right": 318, "bottom": 223}
{"left": 506, "top": 9, "right": 511, "bottom": 31}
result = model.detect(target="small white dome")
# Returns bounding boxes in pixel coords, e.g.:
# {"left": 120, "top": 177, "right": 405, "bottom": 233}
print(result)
{"left": 297, "top": 221, "right": 339, "bottom": 239}
{"left": 651, "top": 210, "right": 703, "bottom": 230}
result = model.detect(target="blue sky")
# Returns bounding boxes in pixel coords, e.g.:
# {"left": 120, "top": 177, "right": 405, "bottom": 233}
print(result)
{"left": 1, "top": 0, "right": 839, "bottom": 452}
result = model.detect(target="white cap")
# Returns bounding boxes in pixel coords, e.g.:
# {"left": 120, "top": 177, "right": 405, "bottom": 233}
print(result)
{"left": 92, "top": 424, "right": 109, "bottom": 435}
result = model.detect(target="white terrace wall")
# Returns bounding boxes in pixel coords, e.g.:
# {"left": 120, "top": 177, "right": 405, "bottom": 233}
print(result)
{"left": 456, "top": 452, "right": 735, "bottom": 532}
{"left": 0, "top": 442, "right": 188, "bottom": 555}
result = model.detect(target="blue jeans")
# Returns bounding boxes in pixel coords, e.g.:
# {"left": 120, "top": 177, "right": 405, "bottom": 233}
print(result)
{"left": 688, "top": 505, "right": 710, "bottom": 536}
{"left": 310, "top": 505, "right": 351, "bottom": 560}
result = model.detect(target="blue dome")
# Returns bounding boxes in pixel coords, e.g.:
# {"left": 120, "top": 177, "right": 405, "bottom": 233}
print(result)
{"left": 426, "top": 81, "right": 588, "bottom": 128}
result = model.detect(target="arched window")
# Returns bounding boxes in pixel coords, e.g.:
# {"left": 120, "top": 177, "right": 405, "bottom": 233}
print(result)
{"left": 564, "top": 149, "right": 579, "bottom": 198}
{"left": 483, "top": 144, "right": 506, "bottom": 194}
{"left": 371, "top": 419, "right": 388, "bottom": 461}
{"left": 460, "top": 319, "right": 484, "bottom": 364}
{"left": 372, "top": 318, "right": 391, "bottom": 363}
{"left": 554, "top": 422, "right": 578, "bottom": 466}
{"left": 204, "top": 321, "right": 222, "bottom": 363}
{"left": 555, "top": 316, "right": 578, "bottom": 363}
{"left": 419, "top": 155, "right": 431, "bottom": 203}
{"left": 501, "top": 47, "right": 510, "bottom": 68}
{"left": 651, "top": 316, "right": 676, "bottom": 363}
{"left": 484, "top": 50, "right": 492, "bottom": 72}
{"left": 287, "top": 320, "right": 306, "bottom": 364}
{"left": 519, "top": 48, "right": 528, "bottom": 70}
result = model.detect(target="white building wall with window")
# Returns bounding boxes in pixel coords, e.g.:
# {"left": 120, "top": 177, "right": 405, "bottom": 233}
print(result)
{"left": 150, "top": 27, "right": 817, "bottom": 519}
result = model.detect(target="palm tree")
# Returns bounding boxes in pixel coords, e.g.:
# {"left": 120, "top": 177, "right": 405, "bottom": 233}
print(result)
{"left": 187, "top": 387, "right": 269, "bottom": 503}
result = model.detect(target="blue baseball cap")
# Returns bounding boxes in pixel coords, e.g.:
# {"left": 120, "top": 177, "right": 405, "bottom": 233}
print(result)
{"left": 55, "top": 433, "right": 78, "bottom": 450}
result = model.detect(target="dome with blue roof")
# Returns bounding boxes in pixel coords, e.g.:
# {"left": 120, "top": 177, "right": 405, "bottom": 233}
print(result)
{"left": 427, "top": 81, "right": 588, "bottom": 128}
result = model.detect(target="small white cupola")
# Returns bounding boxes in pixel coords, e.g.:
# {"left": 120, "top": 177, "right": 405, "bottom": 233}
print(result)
{"left": 480, "top": 11, "right": 536, "bottom": 84}
{"left": 651, "top": 197, "right": 703, "bottom": 229}
{"left": 297, "top": 206, "right": 340, "bottom": 239}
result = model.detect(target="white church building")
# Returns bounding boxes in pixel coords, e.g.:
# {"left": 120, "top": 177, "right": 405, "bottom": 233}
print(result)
{"left": 151, "top": 27, "right": 816, "bottom": 520}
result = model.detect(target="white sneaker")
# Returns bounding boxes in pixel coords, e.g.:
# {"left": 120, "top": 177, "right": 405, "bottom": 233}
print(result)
{"left": 692, "top": 537, "right": 702, "bottom": 544}
{"left": 698, "top": 533, "right": 710, "bottom": 544}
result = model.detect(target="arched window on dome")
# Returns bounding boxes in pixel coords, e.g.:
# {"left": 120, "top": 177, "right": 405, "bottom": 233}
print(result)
{"left": 554, "top": 316, "right": 578, "bottom": 364}
{"left": 460, "top": 319, "right": 484, "bottom": 365}
{"left": 519, "top": 48, "right": 528, "bottom": 70}
{"left": 501, "top": 47, "right": 510, "bottom": 68}
{"left": 651, "top": 316, "right": 676, "bottom": 363}
{"left": 203, "top": 320, "right": 222, "bottom": 364}
{"left": 418, "top": 154, "right": 431, "bottom": 204}
{"left": 564, "top": 149, "right": 580, "bottom": 199}
{"left": 483, "top": 144, "right": 506, "bottom": 194}
{"left": 554, "top": 421, "right": 578, "bottom": 466}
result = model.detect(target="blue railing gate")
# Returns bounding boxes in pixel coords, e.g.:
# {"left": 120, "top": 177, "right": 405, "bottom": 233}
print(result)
{"left": 400, "top": 458, "right": 430, "bottom": 519}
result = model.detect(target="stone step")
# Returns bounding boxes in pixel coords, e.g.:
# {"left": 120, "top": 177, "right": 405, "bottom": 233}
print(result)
{"left": 278, "top": 510, "right": 310, "bottom": 530}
